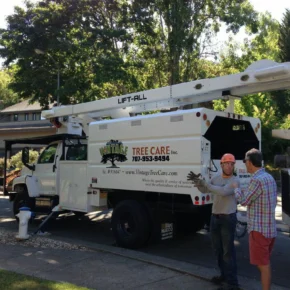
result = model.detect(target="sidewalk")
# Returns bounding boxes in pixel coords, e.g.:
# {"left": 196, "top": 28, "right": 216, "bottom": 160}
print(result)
{"left": 0, "top": 236, "right": 217, "bottom": 290}
{"left": 0, "top": 228, "right": 288, "bottom": 290}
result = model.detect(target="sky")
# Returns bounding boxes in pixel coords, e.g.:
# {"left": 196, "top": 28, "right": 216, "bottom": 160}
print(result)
{"left": 250, "top": 0, "right": 289, "bottom": 21}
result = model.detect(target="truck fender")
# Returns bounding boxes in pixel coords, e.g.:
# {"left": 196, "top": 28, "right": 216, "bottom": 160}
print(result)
{"left": 13, "top": 175, "right": 40, "bottom": 198}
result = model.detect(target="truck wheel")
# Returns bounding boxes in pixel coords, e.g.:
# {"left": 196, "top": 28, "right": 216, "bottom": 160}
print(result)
{"left": 111, "top": 200, "right": 151, "bottom": 249}
{"left": 13, "top": 188, "right": 34, "bottom": 218}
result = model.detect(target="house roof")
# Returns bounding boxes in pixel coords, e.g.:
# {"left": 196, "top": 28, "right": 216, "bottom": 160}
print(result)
{"left": 0, "top": 121, "right": 54, "bottom": 130}
{"left": 1, "top": 100, "right": 53, "bottom": 113}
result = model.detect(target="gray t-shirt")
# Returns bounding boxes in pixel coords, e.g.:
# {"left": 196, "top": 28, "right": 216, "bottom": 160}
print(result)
{"left": 206, "top": 174, "right": 239, "bottom": 214}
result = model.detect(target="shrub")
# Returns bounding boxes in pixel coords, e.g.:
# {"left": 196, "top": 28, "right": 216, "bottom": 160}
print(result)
{"left": 10, "top": 149, "right": 39, "bottom": 170}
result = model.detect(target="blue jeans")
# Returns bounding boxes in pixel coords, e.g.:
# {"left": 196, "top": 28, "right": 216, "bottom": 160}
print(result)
{"left": 210, "top": 213, "right": 238, "bottom": 286}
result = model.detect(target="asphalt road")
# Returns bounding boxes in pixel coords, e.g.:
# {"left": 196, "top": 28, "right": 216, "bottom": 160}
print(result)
{"left": 1, "top": 195, "right": 290, "bottom": 288}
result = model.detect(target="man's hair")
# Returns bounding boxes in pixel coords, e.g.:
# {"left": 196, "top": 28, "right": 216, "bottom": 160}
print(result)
{"left": 246, "top": 148, "right": 263, "bottom": 167}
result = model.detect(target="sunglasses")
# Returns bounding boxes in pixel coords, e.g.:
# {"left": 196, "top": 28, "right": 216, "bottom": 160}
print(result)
{"left": 243, "top": 158, "right": 249, "bottom": 163}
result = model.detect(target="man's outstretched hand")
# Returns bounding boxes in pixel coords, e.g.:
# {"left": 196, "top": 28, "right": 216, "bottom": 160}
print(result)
{"left": 187, "top": 171, "right": 208, "bottom": 193}
{"left": 187, "top": 171, "right": 201, "bottom": 182}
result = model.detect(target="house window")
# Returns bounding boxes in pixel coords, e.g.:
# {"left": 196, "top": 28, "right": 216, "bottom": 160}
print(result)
{"left": 32, "top": 113, "right": 36, "bottom": 121}
{"left": 13, "top": 114, "right": 18, "bottom": 121}
{"left": 25, "top": 113, "right": 29, "bottom": 121}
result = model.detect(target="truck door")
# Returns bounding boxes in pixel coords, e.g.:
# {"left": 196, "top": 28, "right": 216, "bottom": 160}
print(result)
{"left": 59, "top": 143, "right": 88, "bottom": 211}
{"left": 34, "top": 143, "right": 59, "bottom": 196}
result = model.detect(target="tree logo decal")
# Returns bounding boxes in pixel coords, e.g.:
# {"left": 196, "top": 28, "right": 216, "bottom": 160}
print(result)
{"left": 99, "top": 140, "right": 128, "bottom": 168}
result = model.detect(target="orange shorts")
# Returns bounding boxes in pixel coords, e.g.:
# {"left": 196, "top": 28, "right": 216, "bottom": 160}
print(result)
{"left": 249, "top": 231, "right": 275, "bottom": 266}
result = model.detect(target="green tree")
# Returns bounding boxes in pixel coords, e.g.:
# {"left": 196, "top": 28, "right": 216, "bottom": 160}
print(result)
{"left": 0, "top": 0, "right": 260, "bottom": 107}
{"left": 0, "top": 69, "right": 19, "bottom": 109}
{"left": 218, "top": 12, "right": 280, "bottom": 72}
{"left": 128, "top": 0, "right": 258, "bottom": 86}
{"left": 279, "top": 9, "right": 290, "bottom": 62}
{"left": 0, "top": 0, "right": 138, "bottom": 107}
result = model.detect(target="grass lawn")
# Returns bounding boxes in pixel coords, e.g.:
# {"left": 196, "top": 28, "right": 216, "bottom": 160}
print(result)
{"left": 0, "top": 269, "right": 92, "bottom": 290}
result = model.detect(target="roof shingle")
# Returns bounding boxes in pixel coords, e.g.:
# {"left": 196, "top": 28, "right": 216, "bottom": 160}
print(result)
{"left": 1, "top": 100, "right": 53, "bottom": 113}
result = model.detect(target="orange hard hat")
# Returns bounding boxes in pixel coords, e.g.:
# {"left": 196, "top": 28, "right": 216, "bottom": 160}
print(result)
{"left": 221, "top": 153, "right": 235, "bottom": 163}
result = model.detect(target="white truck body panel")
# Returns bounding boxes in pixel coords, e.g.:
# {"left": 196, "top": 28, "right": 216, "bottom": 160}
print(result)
{"left": 86, "top": 108, "right": 258, "bottom": 205}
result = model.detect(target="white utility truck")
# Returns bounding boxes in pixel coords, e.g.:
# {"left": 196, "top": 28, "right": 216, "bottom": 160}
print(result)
{"left": 4, "top": 59, "right": 290, "bottom": 248}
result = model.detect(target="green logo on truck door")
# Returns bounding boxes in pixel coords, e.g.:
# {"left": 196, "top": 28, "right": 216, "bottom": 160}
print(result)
{"left": 100, "top": 140, "right": 128, "bottom": 168}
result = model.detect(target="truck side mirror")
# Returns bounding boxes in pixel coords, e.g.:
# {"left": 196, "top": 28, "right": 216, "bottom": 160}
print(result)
{"left": 22, "top": 147, "right": 35, "bottom": 171}
{"left": 22, "top": 147, "right": 30, "bottom": 164}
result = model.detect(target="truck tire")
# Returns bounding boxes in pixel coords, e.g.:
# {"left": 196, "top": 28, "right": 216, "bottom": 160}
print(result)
{"left": 13, "top": 188, "right": 34, "bottom": 218}
{"left": 111, "top": 200, "right": 151, "bottom": 249}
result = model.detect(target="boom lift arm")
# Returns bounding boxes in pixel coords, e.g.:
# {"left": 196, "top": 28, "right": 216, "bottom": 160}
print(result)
{"left": 42, "top": 59, "right": 290, "bottom": 133}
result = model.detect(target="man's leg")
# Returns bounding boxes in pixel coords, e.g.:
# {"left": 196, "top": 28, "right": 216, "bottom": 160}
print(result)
{"left": 250, "top": 232, "right": 275, "bottom": 290}
{"left": 210, "top": 215, "right": 225, "bottom": 283}
{"left": 257, "top": 265, "right": 271, "bottom": 290}
{"left": 220, "top": 213, "right": 239, "bottom": 287}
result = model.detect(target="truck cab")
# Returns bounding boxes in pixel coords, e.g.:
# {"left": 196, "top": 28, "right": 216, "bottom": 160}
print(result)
{"left": 5, "top": 134, "right": 87, "bottom": 216}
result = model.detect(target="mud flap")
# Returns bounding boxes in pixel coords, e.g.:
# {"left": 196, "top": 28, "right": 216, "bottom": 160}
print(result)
{"left": 149, "top": 209, "right": 176, "bottom": 243}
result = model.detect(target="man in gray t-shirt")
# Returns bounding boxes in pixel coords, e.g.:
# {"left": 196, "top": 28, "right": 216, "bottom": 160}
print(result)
{"left": 190, "top": 153, "right": 239, "bottom": 290}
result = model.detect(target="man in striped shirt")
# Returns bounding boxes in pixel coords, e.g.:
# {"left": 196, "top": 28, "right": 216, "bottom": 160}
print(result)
{"left": 233, "top": 148, "right": 277, "bottom": 290}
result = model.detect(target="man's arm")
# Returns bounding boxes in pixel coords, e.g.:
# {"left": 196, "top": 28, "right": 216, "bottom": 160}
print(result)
{"left": 234, "top": 178, "right": 261, "bottom": 206}
{"left": 207, "top": 182, "right": 238, "bottom": 196}
{"left": 193, "top": 179, "right": 209, "bottom": 193}
{"left": 194, "top": 177, "right": 239, "bottom": 196}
